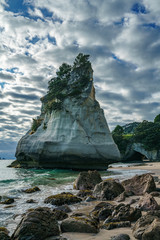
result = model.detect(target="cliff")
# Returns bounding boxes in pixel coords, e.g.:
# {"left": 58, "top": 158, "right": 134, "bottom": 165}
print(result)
{"left": 11, "top": 54, "right": 120, "bottom": 170}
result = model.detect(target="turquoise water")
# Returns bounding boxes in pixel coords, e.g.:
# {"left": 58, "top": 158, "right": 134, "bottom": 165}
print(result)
{"left": 0, "top": 160, "right": 149, "bottom": 234}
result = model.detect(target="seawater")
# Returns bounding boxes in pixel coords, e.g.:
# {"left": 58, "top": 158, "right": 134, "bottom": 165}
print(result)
{"left": 0, "top": 160, "right": 149, "bottom": 234}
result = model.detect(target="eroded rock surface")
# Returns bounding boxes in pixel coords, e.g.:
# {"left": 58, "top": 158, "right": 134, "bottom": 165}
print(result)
{"left": 122, "top": 173, "right": 156, "bottom": 195}
{"left": 11, "top": 54, "right": 120, "bottom": 170}
{"left": 12, "top": 207, "right": 60, "bottom": 240}
{"left": 74, "top": 170, "right": 102, "bottom": 190}
{"left": 93, "top": 179, "right": 124, "bottom": 200}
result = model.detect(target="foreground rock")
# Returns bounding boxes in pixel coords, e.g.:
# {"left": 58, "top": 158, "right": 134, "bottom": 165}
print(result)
{"left": 44, "top": 192, "right": 82, "bottom": 206}
{"left": 104, "top": 203, "right": 141, "bottom": 223}
{"left": 74, "top": 170, "right": 102, "bottom": 190}
{"left": 0, "top": 198, "right": 14, "bottom": 205}
{"left": 93, "top": 179, "right": 124, "bottom": 200}
{"left": 61, "top": 213, "right": 99, "bottom": 233}
{"left": 132, "top": 210, "right": 160, "bottom": 239}
{"left": 12, "top": 207, "right": 60, "bottom": 240}
{"left": 136, "top": 193, "right": 159, "bottom": 211}
{"left": 110, "top": 234, "right": 130, "bottom": 240}
{"left": 0, "top": 232, "right": 11, "bottom": 240}
{"left": 11, "top": 54, "right": 120, "bottom": 170}
{"left": 0, "top": 227, "right": 10, "bottom": 240}
{"left": 23, "top": 186, "right": 40, "bottom": 193}
{"left": 90, "top": 202, "right": 114, "bottom": 221}
{"left": 122, "top": 173, "right": 156, "bottom": 195}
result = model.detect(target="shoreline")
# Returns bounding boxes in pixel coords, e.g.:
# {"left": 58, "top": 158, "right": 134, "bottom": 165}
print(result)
{"left": 62, "top": 162, "right": 160, "bottom": 240}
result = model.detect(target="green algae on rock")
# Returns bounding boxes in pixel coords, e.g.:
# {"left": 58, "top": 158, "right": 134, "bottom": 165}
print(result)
{"left": 44, "top": 192, "right": 82, "bottom": 206}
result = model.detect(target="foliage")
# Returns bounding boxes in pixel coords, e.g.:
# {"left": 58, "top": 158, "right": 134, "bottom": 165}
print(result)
{"left": 112, "top": 125, "right": 124, "bottom": 135}
{"left": 45, "top": 53, "right": 92, "bottom": 112}
{"left": 133, "top": 120, "right": 160, "bottom": 151}
{"left": 154, "top": 114, "right": 160, "bottom": 123}
{"left": 112, "top": 125, "right": 133, "bottom": 154}
{"left": 31, "top": 118, "right": 42, "bottom": 132}
{"left": 73, "top": 53, "right": 91, "bottom": 69}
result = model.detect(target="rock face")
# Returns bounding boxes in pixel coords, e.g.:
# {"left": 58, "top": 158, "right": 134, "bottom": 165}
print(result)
{"left": 132, "top": 211, "right": 160, "bottom": 239}
{"left": 74, "top": 170, "right": 102, "bottom": 190}
{"left": 124, "top": 143, "right": 160, "bottom": 162}
{"left": 122, "top": 173, "right": 156, "bottom": 195}
{"left": 93, "top": 179, "right": 124, "bottom": 200}
{"left": 12, "top": 207, "right": 60, "bottom": 240}
{"left": 61, "top": 213, "right": 99, "bottom": 233}
{"left": 11, "top": 54, "right": 120, "bottom": 170}
{"left": 136, "top": 193, "right": 159, "bottom": 211}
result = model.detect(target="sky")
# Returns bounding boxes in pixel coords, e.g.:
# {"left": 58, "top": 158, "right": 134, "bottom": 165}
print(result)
{"left": 0, "top": 0, "right": 160, "bottom": 157}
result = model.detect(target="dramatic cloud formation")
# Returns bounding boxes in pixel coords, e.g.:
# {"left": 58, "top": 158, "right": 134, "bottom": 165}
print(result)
{"left": 0, "top": 0, "right": 160, "bottom": 157}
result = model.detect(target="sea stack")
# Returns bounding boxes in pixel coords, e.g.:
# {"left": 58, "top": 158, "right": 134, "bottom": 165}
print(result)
{"left": 12, "top": 54, "right": 120, "bottom": 170}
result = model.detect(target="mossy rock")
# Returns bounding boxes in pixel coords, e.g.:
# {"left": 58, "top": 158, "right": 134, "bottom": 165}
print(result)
{"left": 44, "top": 192, "right": 82, "bottom": 206}
{"left": 0, "top": 231, "right": 11, "bottom": 240}
{"left": 0, "top": 227, "right": 9, "bottom": 234}
{"left": 101, "top": 221, "right": 131, "bottom": 230}
{"left": 77, "top": 190, "right": 93, "bottom": 198}
{"left": 0, "top": 198, "right": 14, "bottom": 205}
{"left": 23, "top": 186, "right": 41, "bottom": 193}
{"left": 61, "top": 213, "right": 99, "bottom": 233}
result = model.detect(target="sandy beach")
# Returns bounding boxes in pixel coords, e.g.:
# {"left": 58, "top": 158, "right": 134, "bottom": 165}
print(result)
{"left": 62, "top": 162, "right": 160, "bottom": 240}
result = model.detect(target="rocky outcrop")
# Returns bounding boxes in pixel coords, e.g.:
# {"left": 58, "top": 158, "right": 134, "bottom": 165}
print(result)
{"left": 121, "top": 173, "right": 156, "bottom": 195}
{"left": 10, "top": 54, "right": 120, "bottom": 170}
{"left": 74, "top": 170, "right": 102, "bottom": 190}
{"left": 136, "top": 193, "right": 159, "bottom": 211}
{"left": 11, "top": 207, "right": 60, "bottom": 240}
{"left": 44, "top": 192, "right": 82, "bottom": 206}
{"left": 124, "top": 143, "right": 160, "bottom": 162}
{"left": 93, "top": 179, "right": 124, "bottom": 200}
{"left": 61, "top": 213, "right": 99, "bottom": 233}
{"left": 104, "top": 203, "right": 141, "bottom": 223}
{"left": 132, "top": 211, "right": 160, "bottom": 239}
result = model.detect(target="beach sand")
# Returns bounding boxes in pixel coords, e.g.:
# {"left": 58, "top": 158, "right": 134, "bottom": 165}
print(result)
{"left": 62, "top": 162, "right": 160, "bottom": 240}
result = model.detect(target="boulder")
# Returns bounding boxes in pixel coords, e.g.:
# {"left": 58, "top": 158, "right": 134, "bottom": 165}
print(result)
{"left": 136, "top": 193, "right": 159, "bottom": 211}
{"left": 0, "top": 228, "right": 10, "bottom": 240}
{"left": 93, "top": 179, "right": 125, "bottom": 200}
{"left": 142, "top": 219, "right": 160, "bottom": 240}
{"left": 104, "top": 203, "right": 141, "bottom": 223}
{"left": 90, "top": 202, "right": 114, "bottom": 221}
{"left": 132, "top": 214, "right": 159, "bottom": 239}
{"left": 0, "top": 232, "right": 11, "bottom": 240}
{"left": 23, "top": 186, "right": 40, "bottom": 193}
{"left": 55, "top": 205, "right": 72, "bottom": 213}
{"left": 11, "top": 54, "right": 120, "bottom": 170}
{"left": 61, "top": 213, "right": 99, "bottom": 233}
{"left": 122, "top": 173, "right": 156, "bottom": 195}
{"left": 12, "top": 207, "right": 60, "bottom": 240}
{"left": 44, "top": 192, "right": 82, "bottom": 206}
{"left": 74, "top": 170, "right": 102, "bottom": 190}
{"left": 101, "top": 221, "right": 131, "bottom": 230}
{"left": 110, "top": 234, "right": 130, "bottom": 240}
{"left": 76, "top": 189, "right": 93, "bottom": 198}
{"left": 0, "top": 198, "right": 14, "bottom": 205}
{"left": 52, "top": 209, "right": 68, "bottom": 221}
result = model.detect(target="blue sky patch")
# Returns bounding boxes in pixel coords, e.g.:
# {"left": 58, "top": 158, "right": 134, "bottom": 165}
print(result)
{"left": 6, "top": 67, "right": 18, "bottom": 73}
{"left": 131, "top": 3, "right": 148, "bottom": 14}
{"left": 143, "top": 23, "right": 160, "bottom": 30}
{"left": 0, "top": 82, "right": 6, "bottom": 89}
{"left": 48, "top": 35, "right": 56, "bottom": 45}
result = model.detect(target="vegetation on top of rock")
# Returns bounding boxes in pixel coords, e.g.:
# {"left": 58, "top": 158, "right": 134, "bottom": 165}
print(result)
{"left": 112, "top": 125, "right": 132, "bottom": 154}
{"left": 112, "top": 113, "right": 160, "bottom": 153}
{"left": 133, "top": 120, "right": 160, "bottom": 151}
{"left": 44, "top": 53, "right": 92, "bottom": 112}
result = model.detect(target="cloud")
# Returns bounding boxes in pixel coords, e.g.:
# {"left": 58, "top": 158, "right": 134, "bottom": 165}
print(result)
{"left": 0, "top": 0, "right": 160, "bottom": 154}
